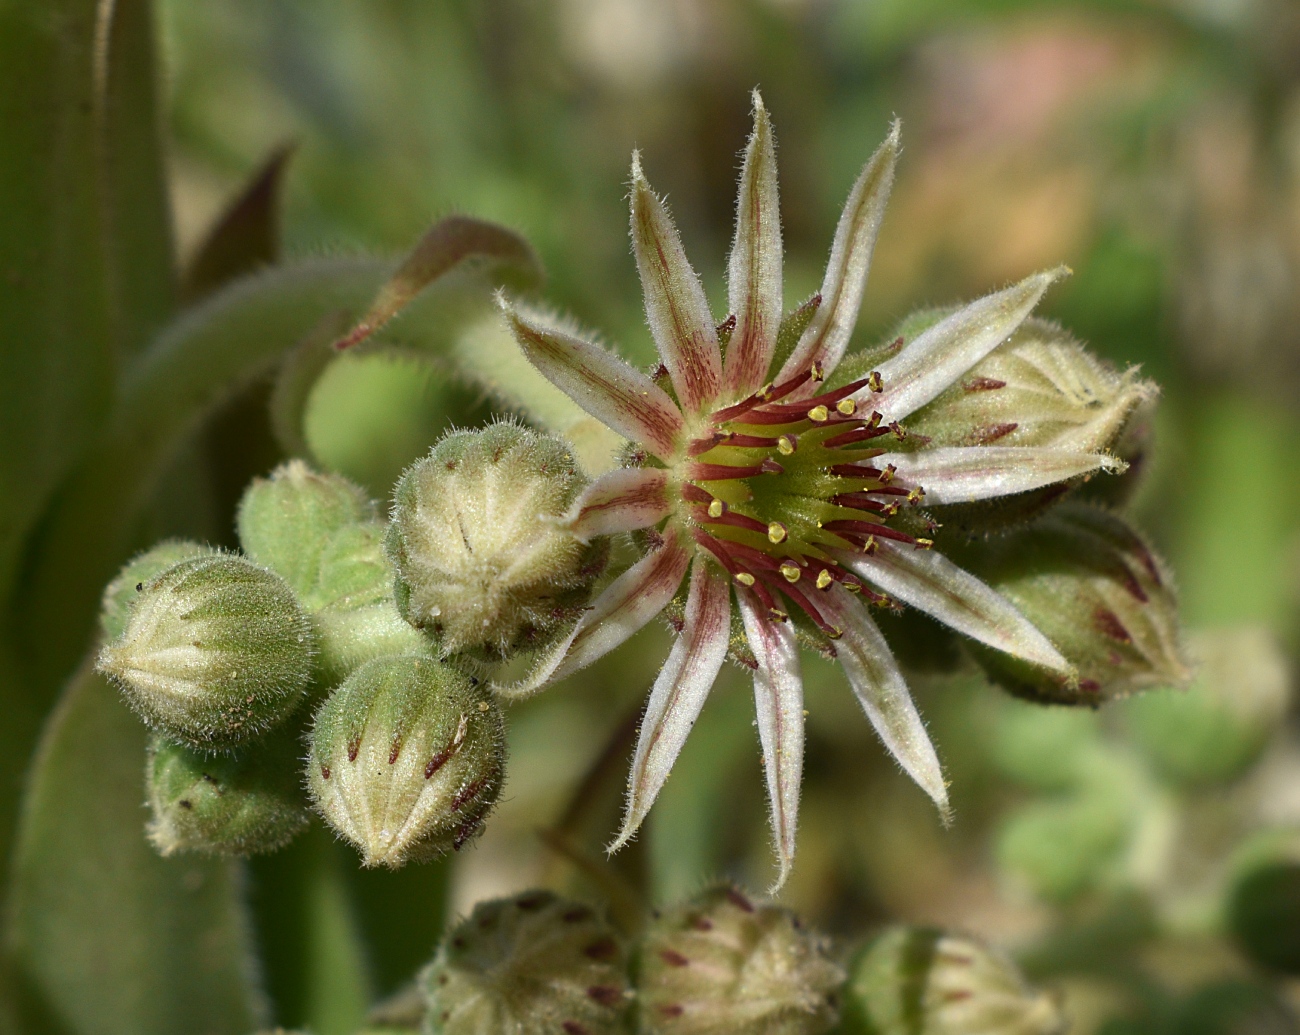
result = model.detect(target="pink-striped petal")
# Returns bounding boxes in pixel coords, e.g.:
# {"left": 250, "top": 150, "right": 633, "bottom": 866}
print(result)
{"left": 737, "top": 590, "right": 804, "bottom": 891}
{"left": 777, "top": 122, "right": 899, "bottom": 388}
{"left": 611, "top": 559, "right": 731, "bottom": 851}
{"left": 631, "top": 153, "right": 723, "bottom": 413}
{"left": 561, "top": 468, "right": 671, "bottom": 541}
{"left": 492, "top": 524, "right": 690, "bottom": 699}
{"left": 817, "top": 586, "right": 948, "bottom": 816}
{"left": 875, "top": 446, "right": 1124, "bottom": 505}
{"left": 841, "top": 542, "right": 1072, "bottom": 676}
{"left": 502, "top": 299, "right": 684, "bottom": 459}
{"left": 869, "top": 268, "right": 1068, "bottom": 422}
{"left": 723, "top": 90, "right": 783, "bottom": 398}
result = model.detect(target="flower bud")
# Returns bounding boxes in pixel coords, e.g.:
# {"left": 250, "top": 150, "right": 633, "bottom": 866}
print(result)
{"left": 637, "top": 884, "right": 842, "bottom": 1035}
{"left": 237, "top": 460, "right": 374, "bottom": 597}
{"left": 962, "top": 505, "right": 1191, "bottom": 704}
{"left": 307, "top": 654, "right": 505, "bottom": 867}
{"left": 1124, "top": 626, "right": 1290, "bottom": 787}
{"left": 100, "top": 539, "right": 213, "bottom": 641}
{"left": 387, "top": 422, "right": 607, "bottom": 663}
{"left": 145, "top": 727, "right": 311, "bottom": 856}
{"left": 420, "top": 890, "right": 630, "bottom": 1035}
{"left": 97, "top": 555, "right": 315, "bottom": 747}
{"left": 305, "top": 520, "right": 429, "bottom": 682}
{"left": 1228, "top": 860, "right": 1300, "bottom": 976}
{"left": 841, "top": 927, "right": 1065, "bottom": 1035}
{"left": 995, "top": 791, "right": 1133, "bottom": 902}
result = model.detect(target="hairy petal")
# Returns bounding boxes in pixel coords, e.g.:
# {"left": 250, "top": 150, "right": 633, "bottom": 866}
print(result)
{"left": 818, "top": 587, "right": 948, "bottom": 816}
{"left": 737, "top": 590, "right": 804, "bottom": 891}
{"left": 870, "top": 268, "right": 1068, "bottom": 421}
{"left": 502, "top": 299, "right": 684, "bottom": 459}
{"left": 631, "top": 154, "right": 723, "bottom": 413}
{"left": 612, "top": 559, "right": 731, "bottom": 851}
{"left": 561, "top": 468, "right": 671, "bottom": 541}
{"left": 777, "top": 122, "right": 899, "bottom": 388}
{"left": 877, "top": 446, "right": 1124, "bottom": 505}
{"left": 724, "top": 90, "right": 783, "bottom": 398}
{"left": 842, "top": 542, "right": 1072, "bottom": 676}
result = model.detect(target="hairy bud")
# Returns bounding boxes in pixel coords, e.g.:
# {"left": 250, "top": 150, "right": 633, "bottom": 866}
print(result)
{"left": 238, "top": 460, "right": 374, "bottom": 597}
{"left": 145, "top": 728, "right": 310, "bottom": 856}
{"left": 963, "top": 505, "right": 1190, "bottom": 704}
{"left": 1125, "top": 626, "right": 1290, "bottom": 787}
{"left": 637, "top": 884, "right": 842, "bottom": 1035}
{"left": 307, "top": 654, "right": 505, "bottom": 867}
{"left": 387, "top": 422, "right": 607, "bottom": 663}
{"left": 100, "top": 539, "right": 213, "bottom": 641}
{"left": 842, "top": 927, "right": 1065, "bottom": 1035}
{"left": 97, "top": 554, "right": 315, "bottom": 747}
{"left": 420, "top": 890, "right": 630, "bottom": 1035}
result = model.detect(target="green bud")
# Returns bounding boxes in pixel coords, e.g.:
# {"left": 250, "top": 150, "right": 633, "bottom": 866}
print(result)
{"left": 387, "top": 422, "right": 607, "bottom": 663}
{"left": 842, "top": 927, "right": 1065, "bottom": 1035}
{"left": 986, "top": 697, "right": 1103, "bottom": 794}
{"left": 145, "top": 727, "right": 310, "bottom": 856}
{"left": 97, "top": 555, "right": 315, "bottom": 747}
{"left": 995, "top": 793, "right": 1132, "bottom": 902}
{"left": 306, "top": 520, "right": 430, "bottom": 682}
{"left": 1168, "top": 981, "right": 1299, "bottom": 1035}
{"left": 307, "top": 654, "right": 505, "bottom": 867}
{"left": 637, "top": 884, "right": 842, "bottom": 1035}
{"left": 420, "top": 890, "right": 630, "bottom": 1035}
{"left": 963, "top": 505, "right": 1191, "bottom": 704}
{"left": 1228, "top": 861, "right": 1300, "bottom": 976}
{"left": 100, "top": 539, "right": 213, "bottom": 641}
{"left": 1124, "top": 626, "right": 1290, "bottom": 788}
{"left": 237, "top": 460, "right": 374, "bottom": 597}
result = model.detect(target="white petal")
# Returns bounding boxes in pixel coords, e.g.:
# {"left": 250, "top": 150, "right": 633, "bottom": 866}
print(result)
{"left": 561, "top": 468, "right": 671, "bottom": 541}
{"left": 869, "top": 268, "right": 1068, "bottom": 422}
{"left": 841, "top": 542, "right": 1072, "bottom": 675}
{"left": 737, "top": 590, "right": 805, "bottom": 891}
{"left": 724, "top": 90, "right": 783, "bottom": 398}
{"left": 502, "top": 299, "right": 684, "bottom": 459}
{"left": 611, "top": 559, "right": 731, "bottom": 851}
{"left": 875, "top": 446, "right": 1124, "bottom": 504}
{"left": 818, "top": 586, "right": 948, "bottom": 815}
{"left": 631, "top": 154, "right": 723, "bottom": 413}
{"left": 777, "top": 122, "right": 899, "bottom": 387}
{"left": 493, "top": 524, "right": 690, "bottom": 698}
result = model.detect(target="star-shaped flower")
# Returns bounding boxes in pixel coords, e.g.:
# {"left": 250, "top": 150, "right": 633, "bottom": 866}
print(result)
{"left": 501, "top": 93, "right": 1118, "bottom": 888}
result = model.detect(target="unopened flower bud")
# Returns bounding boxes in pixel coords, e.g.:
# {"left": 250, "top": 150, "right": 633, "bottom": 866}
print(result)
{"left": 420, "top": 890, "right": 630, "bottom": 1035}
{"left": 842, "top": 927, "right": 1065, "bottom": 1035}
{"left": 307, "top": 654, "right": 505, "bottom": 867}
{"left": 97, "top": 555, "right": 315, "bottom": 747}
{"left": 1228, "top": 860, "right": 1300, "bottom": 976}
{"left": 387, "top": 422, "right": 607, "bottom": 664}
{"left": 963, "top": 505, "right": 1191, "bottom": 704}
{"left": 145, "top": 727, "right": 310, "bottom": 856}
{"left": 100, "top": 539, "right": 213, "bottom": 641}
{"left": 1125, "top": 626, "right": 1290, "bottom": 787}
{"left": 238, "top": 460, "right": 374, "bottom": 596}
{"left": 637, "top": 884, "right": 842, "bottom": 1035}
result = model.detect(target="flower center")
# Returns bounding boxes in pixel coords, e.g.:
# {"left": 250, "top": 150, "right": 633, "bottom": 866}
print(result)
{"left": 673, "top": 365, "right": 933, "bottom": 638}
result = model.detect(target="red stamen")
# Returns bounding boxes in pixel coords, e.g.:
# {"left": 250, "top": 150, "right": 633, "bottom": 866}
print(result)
{"left": 689, "top": 460, "right": 782, "bottom": 481}
{"left": 696, "top": 508, "right": 770, "bottom": 536}
{"left": 710, "top": 368, "right": 812, "bottom": 423}
{"left": 743, "top": 376, "right": 872, "bottom": 423}
{"left": 825, "top": 522, "right": 921, "bottom": 547}
{"left": 681, "top": 483, "right": 714, "bottom": 505}
{"left": 822, "top": 424, "right": 894, "bottom": 449}
{"left": 688, "top": 431, "right": 730, "bottom": 456}
{"left": 760, "top": 573, "right": 841, "bottom": 638}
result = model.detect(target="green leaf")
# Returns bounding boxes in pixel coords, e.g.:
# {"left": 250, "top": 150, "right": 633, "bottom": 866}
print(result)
{"left": 8, "top": 664, "right": 263, "bottom": 1035}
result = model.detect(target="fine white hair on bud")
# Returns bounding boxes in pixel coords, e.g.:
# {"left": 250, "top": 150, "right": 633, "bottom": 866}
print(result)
{"left": 387, "top": 421, "right": 608, "bottom": 664}
{"left": 420, "top": 890, "right": 631, "bottom": 1035}
{"left": 97, "top": 554, "right": 316, "bottom": 748}
{"left": 99, "top": 539, "right": 215, "bottom": 642}
{"left": 307, "top": 653, "right": 505, "bottom": 868}
{"left": 842, "top": 926, "right": 1066, "bottom": 1035}
{"left": 638, "top": 883, "right": 843, "bottom": 1035}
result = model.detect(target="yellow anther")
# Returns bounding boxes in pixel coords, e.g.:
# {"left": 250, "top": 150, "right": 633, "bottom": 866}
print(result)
{"left": 767, "top": 522, "right": 787, "bottom": 544}
{"left": 780, "top": 563, "right": 802, "bottom": 583}
{"left": 827, "top": 625, "right": 844, "bottom": 640}
{"left": 836, "top": 398, "right": 857, "bottom": 416}
{"left": 810, "top": 361, "right": 825, "bottom": 382}
{"left": 815, "top": 569, "right": 833, "bottom": 589}
{"left": 734, "top": 572, "right": 756, "bottom": 587}
{"left": 844, "top": 581, "right": 862, "bottom": 594}
{"left": 807, "top": 405, "right": 829, "bottom": 422}
{"left": 907, "top": 487, "right": 925, "bottom": 503}
{"left": 915, "top": 538, "right": 934, "bottom": 550}
{"left": 884, "top": 503, "right": 899, "bottom": 516}
{"left": 777, "top": 435, "right": 796, "bottom": 455}
{"left": 867, "top": 410, "right": 882, "bottom": 428}
{"left": 863, "top": 535, "right": 878, "bottom": 554}
{"left": 867, "top": 370, "right": 883, "bottom": 392}
{"left": 769, "top": 608, "right": 789, "bottom": 622}
{"left": 707, "top": 498, "right": 725, "bottom": 518}
{"left": 879, "top": 464, "right": 896, "bottom": 484}
{"left": 757, "top": 382, "right": 774, "bottom": 400}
